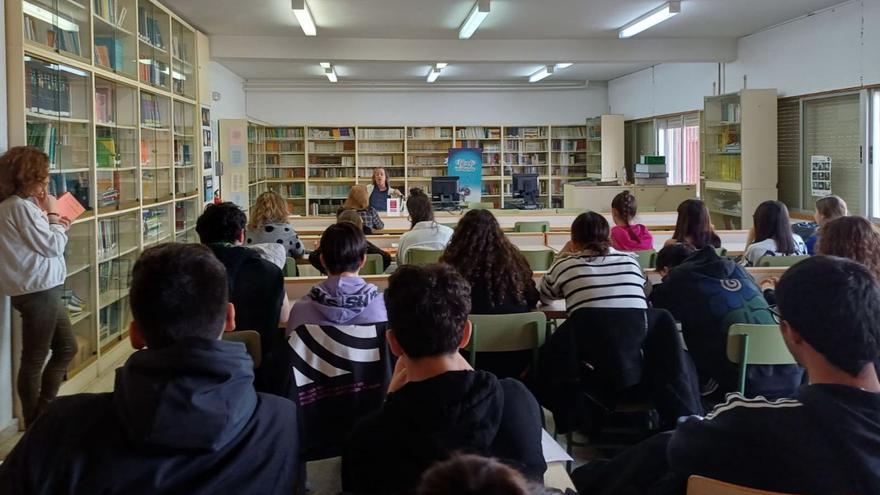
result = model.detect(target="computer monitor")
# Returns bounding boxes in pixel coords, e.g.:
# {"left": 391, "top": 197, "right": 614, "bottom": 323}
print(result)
{"left": 512, "top": 173, "right": 539, "bottom": 209}
{"left": 431, "top": 176, "right": 460, "bottom": 207}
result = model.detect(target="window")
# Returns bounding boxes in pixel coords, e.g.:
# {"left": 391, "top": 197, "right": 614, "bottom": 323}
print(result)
{"left": 656, "top": 112, "right": 700, "bottom": 185}
{"left": 871, "top": 90, "right": 880, "bottom": 220}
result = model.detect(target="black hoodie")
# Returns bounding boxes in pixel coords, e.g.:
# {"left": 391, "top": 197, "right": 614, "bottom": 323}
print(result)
{"left": 341, "top": 369, "right": 546, "bottom": 494}
{"left": 0, "top": 338, "right": 300, "bottom": 495}
{"left": 669, "top": 384, "right": 880, "bottom": 494}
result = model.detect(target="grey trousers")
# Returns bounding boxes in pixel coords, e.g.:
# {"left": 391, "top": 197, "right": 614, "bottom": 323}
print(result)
{"left": 11, "top": 285, "right": 78, "bottom": 426}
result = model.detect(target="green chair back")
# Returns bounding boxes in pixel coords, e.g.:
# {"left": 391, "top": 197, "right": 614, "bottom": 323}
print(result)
{"left": 297, "top": 264, "right": 323, "bottom": 277}
{"left": 222, "top": 330, "right": 262, "bottom": 368}
{"left": 634, "top": 249, "right": 656, "bottom": 269}
{"left": 360, "top": 253, "right": 385, "bottom": 275}
{"left": 468, "top": 202, "right": 495, "bottom": 209}
{"left": 514, "top": 221, "right": 550, "bottom": 233}
{"left": 284, "top": 257, "right": 298, "bottom": 277}
{"left": 727, "top": 323, "right": 797, "bottom": 394}
{"left": 556, "top": 208, "right": 583, "bottom": 215}
{"left": 465, "top": 312, "right": 548, "bottom": 374}
{"left": 519, "top": 248, "right": 556, "bottom": 271}
{"left": 441, "top": 222, "right": 458, "bottom": 229}
{"left": 405, "top": 248, "right": 444, "bottom": 266}
{"left": 758, "top": 255, "right": 809, "bottom": 267}
{"left": 715, "top": 247, "right": 728, "bottom": 257}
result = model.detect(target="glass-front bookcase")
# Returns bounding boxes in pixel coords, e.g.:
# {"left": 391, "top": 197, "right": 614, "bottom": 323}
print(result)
{"left": 140, "top": 90, "right": 173, "bottom": 204}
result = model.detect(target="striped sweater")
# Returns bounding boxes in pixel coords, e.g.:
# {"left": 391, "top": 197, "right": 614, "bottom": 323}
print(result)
{"left": 539, "top": 248, "right": 647, "bottom": 313}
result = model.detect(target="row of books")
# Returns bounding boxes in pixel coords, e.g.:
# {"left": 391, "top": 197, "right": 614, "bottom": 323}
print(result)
{"left": 99, "top": 302, "right": 123, "bottom": 344}
{"left": 359, "top": 155, "right": 404, "bottom": 166}
{"left": 139, "top": 61, "right": 169, "bottom": 89}
{"left": 358, "top": 128, "right": 405, "bottom": 140}
{"left": 407, "top": 168, "right": 446, "bottom": 177}
{"left": 94, "top": 86, "right": 116, "bottom": 124}
{"left": 308, "top": 156, "right": 355, "bottom": 166}
{"left": 551, "top": 128, "right": 587, "bottom": 139}
{"left": 25, "top": 16, "right": 83, "bottom": 56}
{"left": 504, "top": 142, "right": 546, "bottom": 152}
{"left": 707, "top": 156, "right": 742, "bottom": 182}
{"left": 482, "top": 183, "right": 501, "bottom": 195}
{"left": 409, "top": 156, "right": 446, "bottom": 166}
{"left": 170, "top": 36, "right": 190, "bottom": 62}
{"left": 94, "top": 0, "right": 128, "bottom": 26}
{"left": 173, "top": 141, "right": 192, "bottom": 166}
{"left": 175, "top": 201, "right": 196, "bottom": 230}
{"left": 266, "top": 168, "right": 306, "bottom": 179}
{"left": 173, "top": 169, "right": 196, "bottom": 194}
{"left": 456, "top": 127, "right": 501, "bottom": 139}
{"left": 272, "top": 183, "right": 306, "bottom": 197}
{"left": 408, "top": 143, "right": 449, "bottom": 152}
{"left": 138, "top": 6, "right": 165, "bottom": 49}
{"left": 266, "top": 154, "right": 305, "bottom": 166}
{"left": 27, "top": 122, "right": 59, "bottom": 166}
{"left": 551, "top": 165, "right": 588, "bottom": 176}
{"left": 358, "top": 167, "right": 404, "bottom": 178}
{"left": 309, "top": 168, "right": 356, "bottom": 178}
{"left": 551, "top": 141, "right": 588, "bottom": 152}
{"left": 309, "top": 142, "right": 355, "bottom": 153}
{"left": 142, "top": 208, "right": 168, "bottom": 241}
{"left": 27, "top": 67, "right": 73, "bottom": 117}
{"left": 408, "top": 127, "right": 452, "bottom": 139}
{"left": 49, "top": 172, "right": 91, "bottom": 210}
{"left": 721, "top": 102, "right": 742, "bottom": 123}
{"left": 266, "top": 127, "right": 305, "bottom": 139}
{"left": 503, "top": 153, "right": 547, "bottom": 165}
{"left": 308, "top": 185, "right": 352, "bottom": 198}
{"left": 310, "top": 200, "right": 345, "bottom": 216}
{"left": 98, "top": 258, "right": 130, "bottom": 295}
{"left": 94, "top": 37, "right": 126, "bottom": 71}
{"left": 359, "top": 142, "right": 404, "bottom": 152}
{"left": 266, "top": 141, "right": 304, "bottom": 153}
{"left": 98, "top": 217, "right": 121, "bottom": 259}
{"left": 140, "top": 92, "right": 165, "bottom": 127}
{"left": 505, "top": 127, "right": 548, "bottom": 139}
{"left": 553, "top": 152, "right": 588, "bottom": 166}
{"left": 309, "top": 128, "right": 354, "bottom": 139}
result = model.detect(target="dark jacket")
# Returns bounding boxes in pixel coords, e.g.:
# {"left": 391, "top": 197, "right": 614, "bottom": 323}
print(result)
{"left": 670, "top": 385, "right": 880, "bottom": 494}
{"left": 537, "top": 307, "right": 703, "bottom": 433}
{"left": 207, "top": 243, "right": 289, "bottom": 395}
{"left": 0, "top": 338, "right": 300, "bottom": 495}
{"left": 650, "top": 246, "right": 803, "bottom": 397}
{"left": 309, "top": 241, "right": 392, "bottom": 275}
{"left": 342, "top": 370, "right": 546, "bottom": 494}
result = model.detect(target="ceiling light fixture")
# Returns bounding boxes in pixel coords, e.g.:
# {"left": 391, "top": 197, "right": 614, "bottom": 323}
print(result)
{"left": 323, "top": 64, "right": 338, "bottom": 83}
{"left": 619, "top": 1, "right": 681, "bottom": 38}
{"left": 427, "top": 63, "right": 447, "bottom": 83}
{"left": 529, "top": 65, "right": 555, "bottom": 83}
{"left": 555, "top": 63, "right": 573, "bottom": 69}
{"left": 459, "top": 0, "right": 490, "bottom": 39}
{"left": 292, "top": 0, "right": 317, "bottom": 36}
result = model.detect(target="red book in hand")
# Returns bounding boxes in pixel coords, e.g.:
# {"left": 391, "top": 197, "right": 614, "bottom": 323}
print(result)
{"left": 56, "top": 192, "right": 86, "bottom": 222}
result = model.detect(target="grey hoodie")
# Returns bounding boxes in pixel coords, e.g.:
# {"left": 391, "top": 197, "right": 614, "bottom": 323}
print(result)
{"left": 286, "top": 275, "right": 387, "bottom": 333}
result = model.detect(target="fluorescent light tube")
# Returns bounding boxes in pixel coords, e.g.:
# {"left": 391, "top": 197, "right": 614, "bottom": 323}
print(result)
{"left": 619, "top": 1, "right": 681, "bottom": 38}
{"left": 555, "top": 63, "right": 573, "bottom": 69}
{"left": 459, "top": 0, "right": 490, "bottom": 39}
{"left": 319, "top": 62, "right": 331, "bottom": 68}
{"left": 529, "top": 65, "right": 554, "bottom": 83}
{"left": 292, "top": 0, "right": 317, "bottom": 36}
{"left": 23, "top": 1, "right": 80, "bottom": 32}
{"left": 427, "top": 69, "right": 441, "bottom": 83}
{"left": 435, "top": 62, "right": 448, "bottom": 69}
{"left": 324, "top": 66, "right": 337, "bottom": 82}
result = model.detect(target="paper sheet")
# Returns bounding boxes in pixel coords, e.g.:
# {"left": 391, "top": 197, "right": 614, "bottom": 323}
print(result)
{"left": 542, "top": 429, "right": 573, "bottom": 463}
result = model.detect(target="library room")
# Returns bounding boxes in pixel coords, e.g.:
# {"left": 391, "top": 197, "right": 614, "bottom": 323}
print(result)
{"left": 1, "top": 0, "right": 880, "bottom": 494}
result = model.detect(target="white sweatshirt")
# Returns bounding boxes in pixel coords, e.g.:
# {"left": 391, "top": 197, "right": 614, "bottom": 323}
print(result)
{"left": 0, "top": 195, "right": 67, "bottom": 296}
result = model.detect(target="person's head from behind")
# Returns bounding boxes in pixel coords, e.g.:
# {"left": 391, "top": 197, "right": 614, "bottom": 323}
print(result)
{"left": 372, "top": 168, "right": 389, "bottom": 190}
{"left": 0, "top": 146, "right": 50, "bottom": 201}
{"left": 336, "top": 208, "right": 365, "bottom": 232}
{"left": 673, "top": 199, "right": 718, "bottom": 249}
{"left": 319, "top": 221, "right": 367, "bottom": 275}
{"left": 611, "top": 190, "right": 638, "bottom": 227}
{"left": 814, "top": 195, "right": 848, "bottom": 225}
{"left": 776, "top": 256, "right": 880, "bottom": 379}
{"left": 417, "top": 454, "right": 530, "bottom": 495}
{"left": 655, "top": 243, "right": 696, "bottom": 277}
{"left": 407, "top": 188, "right": 434, "bottom": 227}
{"left": 385, "top": 264, "right": 472, "bottom": 359}
{"left": 247, "top": 190, "right": 289, "bottom": 230}
{"left": 129, "top": 244, "right": 233, "bottom": 349}
{"left": 817, "top": 216, "right": 880, "bottom": 281}
{"left": 343, "top": 185, "right": 370, "bottom": 210}
{"left": 753, "top": 200, "right": 796, "bottom": 254}
{"left": 196, "top": 202, "right": 247, "bottom": 244}
{"left": 570, "top": 211, "right": 610, "bottom": 254}
{"left": 440, "top": 209, "right": 532, "bottom": 308}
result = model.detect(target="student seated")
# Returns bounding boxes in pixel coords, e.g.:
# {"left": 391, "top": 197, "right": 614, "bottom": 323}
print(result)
{"left": 196, "top": 202, "right": 288, "bottom": 394}
{"left": 610, "top": 190, "right": 653, "bottom": 251}
{"left": 743, "top": 200, "right": 807, "bottom": 266}
{"left": 397, "top": 188, "right": 454, "bottom": 265}
{"left": 540, "top": 211, "right": 647, "bottom": 314}
{"left": 575, "top": 256, "right": 880, "bottom": 495}
{"left": 245, "top": 190, "right": 304, "bottom": 259}
{"left": 340, "top": 184, "right": 384, "bottom": 234}
{"left": 805, "top": 194, "right": 847, "bottom": 254}
{"left": 0, "top": 244, "right": 300, "bottom": 494}
{"left": 647, "top": 243, "right": 695, "bottom": 304}
{"left": 308, "top": 209, "right": 392, "bottom": 275}
{"left": 817, "top": 216, "right": 880, "bottom": 279}
{"left": 288, "top": 221, "right": 387, "bottom": 331}
{"left": 664, "top": 199, "right": 721, "bottom": 249}
{"left": 342, "top": 264, "right": 546, "bottom": 494}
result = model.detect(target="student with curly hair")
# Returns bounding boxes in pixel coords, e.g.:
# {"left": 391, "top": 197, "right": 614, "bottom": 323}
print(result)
{"left": 0, "top": 146, "right": 76, "bottom": 428}
{"left": 245, "top": 190, "right": 304, "bottom": 259}
{"left": 610, "top": 190, "right": 653, "bottom": 251}
{"left": 440, "top": 209, "right": 539, "bottom": 314}
{"left": 817, "top": 216, "right": 880, "bottom": 280}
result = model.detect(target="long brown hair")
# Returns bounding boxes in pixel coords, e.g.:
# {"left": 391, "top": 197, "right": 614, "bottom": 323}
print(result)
{"left": 672, "top": 199, "right": 721, "bottom": 249}
{"left": 612, "top": 190, "right": 640, "bottom": 242}
{"left": 343, "top": 185, "right": 370, "bottom": 210}
{"left": 753, "top": 200, "right": 796, "bottom": 254}
{"left": 571, "top": 211, "right": 611, "bottom": 255}
{"left": 0, "top": 146, "right": 50, "bottom": 201}
{"left": 440, "top": 209, "right": 535, "bottom": 309}
{"left": 247, "top": 190, "right": 289, "bottom": 230}
{"left": 372, "top": 167, "right": 392, "bottom": 191}
{"left": 407, "top": 188, "right": 434, "bottom": 228}
{"left": 817, "top": 216, "right": 880, "bottom": 280}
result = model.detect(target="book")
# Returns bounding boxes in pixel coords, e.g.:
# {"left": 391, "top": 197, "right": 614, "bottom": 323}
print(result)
{"left": 94, "top": 37, "right": 124, "bottom": 71}
{"left": 640, "top": 155, "right": 666, "bottom": 165}
{"left": 635, "top": 163, "right": 667, "bottom": 174}
{"left": 56, "top": 192, "right": 86, "bottom": 221}
{"left": 96, "top": 138, "right": 117, "bottom": 167}
{"left": 634, "top": 172, "right": 668, "bottom": 179}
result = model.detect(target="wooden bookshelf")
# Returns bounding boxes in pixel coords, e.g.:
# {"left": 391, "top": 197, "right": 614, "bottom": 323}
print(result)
{"left": 6, "top": 0, "right": 206, "bottom": 388}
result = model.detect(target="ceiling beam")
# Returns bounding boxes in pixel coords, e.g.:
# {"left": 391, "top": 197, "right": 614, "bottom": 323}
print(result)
{"left": 210, "top": 36, "right": 737, "bottom": 64}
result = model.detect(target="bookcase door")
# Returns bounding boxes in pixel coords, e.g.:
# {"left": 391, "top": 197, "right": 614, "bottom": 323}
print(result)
{"left": 136, "top": 0, "right": 171, "bottom": 91}
{"left": 95, "top": 77, "right": 139, "bottom": 213}
{"left": 173, "top": 100, "right": 197, "bottom": 197}
{"left": 92, "top": 0, "right": 138, "bottom": 79}
{"left": 139, "top": 90, "right": 173, "bottom": 204}
{"left": 171, "top": 19, "right": 196, "bottom": 99}
{"left": 22, "top": 0, "right": 92, "bottom": 63}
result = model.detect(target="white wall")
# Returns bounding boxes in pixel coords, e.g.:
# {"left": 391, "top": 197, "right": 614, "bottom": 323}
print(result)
{"left": 609, "top": 64, "right": 717, "bottom": 120}
{"left": 245, "top": 86, "right": 609, "bottom": 125}
{"left": 209, "top": 61, "right": 247, "bottom": 119}
{"left": 0, "top": 0, "right": 15, "bottom": 434}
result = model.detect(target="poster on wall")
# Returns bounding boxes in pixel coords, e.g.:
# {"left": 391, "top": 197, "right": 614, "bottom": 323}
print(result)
{"left": 447, "top": 148, "right": 482, "bottom": 204}
{"left": 201, "top": 105, "right": 212, "bottom": 170}
{"left": 204, "top": 176, "right": 213, "bottom": 202}
{"left": 810, "top": 155, "right": 832, "bottom": 197}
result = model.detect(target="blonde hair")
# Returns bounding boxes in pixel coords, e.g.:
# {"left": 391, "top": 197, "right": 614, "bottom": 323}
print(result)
{"left": 0, "top": 146, "right": 50, "bottom": 201}
{"left": 337, "top": 209, "right": 364, "bottom": 230}
{"left": 247, "top": 191, "right": 289, "bottom": 230}
{"left": 343, "top": 185, "right": 370, "bottom": 210}
{"left": 815, "top": 195, "right": 848, "bottom": 223}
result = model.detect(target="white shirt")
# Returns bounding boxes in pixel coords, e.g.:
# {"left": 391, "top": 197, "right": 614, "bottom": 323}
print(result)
{"left": 743, "top": 235, "right": 807, "bottom": 266}
{"left": 0, "top": 196, "right": 68, "bottom": 296}
{"left": 397, "top": 221, "right": 454, "bottom": 264}
{"left": 539, "top": 248, "right": 648, "bottom": 313}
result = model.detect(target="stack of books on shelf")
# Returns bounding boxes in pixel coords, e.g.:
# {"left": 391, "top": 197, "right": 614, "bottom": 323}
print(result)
{"left": 505, "top": 127, "right": 547, "bottom": 139}
{"left": 94, "top": 86, "right": 114, "bottom": 124}
{"left": 138, "top": 7, "right": 165, "bottom": 49}
{"left": 96, "top": 134, "right": 119, "bottom": 168}
{"left": 62, "top": 288, "right": 86, "bottom": 315}
{"left": 309, "top": 128, "right": 353, "bottom": 139}
{"left": 718, "top": 127, "right": 741, "bottom": 153}
{"left": 100, "top": 303, "right": 121, "bottom": 343}
{"left": 721, "top": 102, "right": 742, "bottom": 123}
{"left": 27, "top": 122, "right": 58, "bottom": 166}
{"left": 171, "top": 36, "right": 188, "bottom": 61}
{"left": 95, "top": 37, "right": 125, "bottom": 71}
{"left": 268, "top": 127, "right": 304, "bottom": 139}
{"left": 139, "top": 60, "right": 169, "bottom": 88}
{"left": 409, "top": 127, "right": 451, "bottom": 139}
{"left": 25, "top": 15, "right": 82, "bottom": 56}
{"left": 309, "top": 167, "right": 354, "bottom": 178}
{"left": 174, "top": 140, "right": 192, "bottom": 166}
{"left": 142, "top": 208, "right": 166, "bottom": 241}
{"left": 27, "top": 67, "right": 72, "bottom": 117}
{"left": 308, "top": 155, "right": 355, "bottom": 166}
{"left": 98, "top": 259, "right": 119, "bottom": 295}
{"left": 358, "top": 128, "right": 404, "bottom": 139}
{"left": 309, "top": 142, "right": 355, "bottom": 153}
{"left": 634, "top": 156, "right": 668, "bottom": 186}
{"left": 98, "top": 218, "right": 120, "bottom": 259}
{"left": 94, "top": 0, "right": 128, "bottom": 25}
{"left": 456, "top": 127, "right": 500, "bottom": 139}
{"left": 140, "top": 94, "right": 163, "bottom": 127}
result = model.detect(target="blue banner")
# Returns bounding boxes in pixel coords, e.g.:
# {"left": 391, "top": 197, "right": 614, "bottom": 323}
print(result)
{"left": 447, "top": 148, "right": 482, "bottom": 204}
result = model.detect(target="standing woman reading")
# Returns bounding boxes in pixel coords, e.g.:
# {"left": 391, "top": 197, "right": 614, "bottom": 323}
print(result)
{"left": 0, "top": 146, "right": 77, "bottom": 428}
{"left": 366, "top": 167, "right": 402, "bottom": 212}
